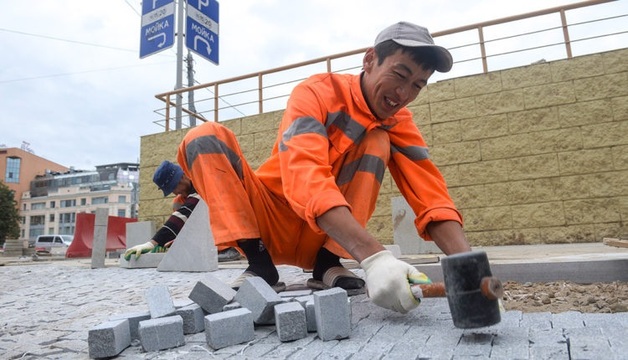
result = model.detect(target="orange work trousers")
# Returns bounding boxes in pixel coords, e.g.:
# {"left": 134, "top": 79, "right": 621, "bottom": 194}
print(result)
{"left": 177, "top": 122, "right": 389, "bottom": 270}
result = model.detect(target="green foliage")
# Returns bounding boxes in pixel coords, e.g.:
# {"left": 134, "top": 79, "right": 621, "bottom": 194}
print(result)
{"left": 0, "top": 181, "right": 20, "bottom": 242}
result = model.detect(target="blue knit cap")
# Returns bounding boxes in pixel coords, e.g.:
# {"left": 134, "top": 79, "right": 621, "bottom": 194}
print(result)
{"left": 153, "top": 160, "right": 183, "bottom": 196}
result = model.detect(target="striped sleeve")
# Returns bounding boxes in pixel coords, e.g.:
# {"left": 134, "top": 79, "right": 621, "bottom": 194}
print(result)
{"left": 152, "top": 193, "right": 202, "bottom": 246}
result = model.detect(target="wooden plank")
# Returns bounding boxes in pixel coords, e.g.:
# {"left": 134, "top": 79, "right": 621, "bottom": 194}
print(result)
{"left": 603, "top": 238, "right": 628, "bottom": 249}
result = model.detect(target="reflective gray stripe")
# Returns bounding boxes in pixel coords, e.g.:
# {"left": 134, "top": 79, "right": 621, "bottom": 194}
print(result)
{"left": 336, "top": 154, "right": 386, "bottom": 186}
{"left": 391, "top": 144, "right": 430, "bottom": 161}
{"left": 279, "top": 116, "right": 327, "bottom": 151}
{"left": 185, "top": 135, "right": 243, "bottom": 179}
{"left": 326, "top": 111, "right": 366, "bottom": 144}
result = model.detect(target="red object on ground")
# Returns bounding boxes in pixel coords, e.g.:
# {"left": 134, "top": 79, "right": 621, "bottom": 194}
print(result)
{"left": 65, "top": 213, "right": 137, "bottom": 258}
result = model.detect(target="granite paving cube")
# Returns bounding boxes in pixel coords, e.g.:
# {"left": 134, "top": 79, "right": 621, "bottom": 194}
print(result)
{"left": 88, "top": 319, "right": 131, "bottom": 358}
{"left": 173, "top": 298, "right": 195, "bottom": 308}
{"left": 305, "top": 299, "right": 317, "bottom": 333}
{"left": 552, "top": 311, "right": 584, "bottom": 328}
{"left": 234, "top": 276, "right": 283, "bottom": 325}
{"left": 291, "top": 295, "right": 314, "bottom": 306}
{"left": 528, "top": 327, "right": 569, "bottom": 357}
{"left": 274, "top": 302, "right": 307, "bottom": 342}
{"left": 314, "top": 287, "right": 351, "bottom": 341}
{"left": 176, "top": 304, "right": 205, "bottom": 334}
{"left": 489, "top": 327, "right": 530, "bottom": 360}
{"left": 529, "top": 345, "right": 569, "bottom": 359}
{"left": 520, "top": 311, "right": 552, "bottom": 330}
{"left": 278, "top": 289, "right": 313, "bottom": 299}
{"left": 138, "top": 315, "right": 185, "bottom": 352}
{"left": 529, "top": 327, "right": 566, "bottom": 346}
{"left": 602, "top": 326, "right": 628, "bottom": 356}
{"left": 108, "top": 311, "right": 151, "bottom": 341}
{"left": 496, "top": 310, "right": 522, "bottom": 328}
{"left": 204, "top": 308, "right": 254, "bottom": 350}
{"left": 223, "top": 301, "right": 241, "bottom": 311}
{"left": 188, "top": 274, "right": 237, "bottom": 314}
{"left": 568, "top": 332, "right": 612, "bottom": 359}
{"left": 291, "top": 295, "right": 316, "bottom": 332}
{"left": 145, "top": 285, "right": 176, "bottom": 318}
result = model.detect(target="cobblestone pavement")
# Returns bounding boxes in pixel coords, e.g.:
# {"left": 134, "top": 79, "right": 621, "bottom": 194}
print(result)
{"left": 1, "top": 258, "right": 627, "bottom": 359}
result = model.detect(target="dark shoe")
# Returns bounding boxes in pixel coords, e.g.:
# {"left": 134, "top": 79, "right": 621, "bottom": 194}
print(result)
{"left": 307, "top": 266, "right": 365, "bottom": 291}
{"left": 323, "top": 266, "right": 365, "bottom": 289}
{"left": 217, "top": 247, "right": 242, "bottom": 262}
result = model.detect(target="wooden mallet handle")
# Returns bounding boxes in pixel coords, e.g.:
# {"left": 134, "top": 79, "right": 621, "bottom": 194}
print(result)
{"left": 411, "top": 282, "right": 446, "bottom": 298}
{"left": 480, "top": 276, "right": 504, "bottom": 300}
{"left": 411, "top": 277, "right": 503, "bottom": 300}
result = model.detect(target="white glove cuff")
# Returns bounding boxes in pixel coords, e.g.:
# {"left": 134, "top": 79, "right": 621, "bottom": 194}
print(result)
{"left": 360, "top": 250, "right": 393, "bottom": 269}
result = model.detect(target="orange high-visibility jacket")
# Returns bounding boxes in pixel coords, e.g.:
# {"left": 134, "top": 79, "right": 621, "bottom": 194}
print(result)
{"left": 256, "top": 72, "right": 462, "bottom": 240}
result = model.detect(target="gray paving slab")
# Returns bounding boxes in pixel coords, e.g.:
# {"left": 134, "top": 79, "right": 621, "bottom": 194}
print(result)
{"left": 125, "top": 221, "right": 156, "bottom": 249}
{"left": 90, "top": 208, "right": 108, "bottom": 269}
{"left": 145, "top": 285, "right": 176, "bottom": 318}
{"left": 0, "top": 256, "right": 626, "bottom": 359}
{"left": 157, "top": 199, "right": 219, "bottom": 272}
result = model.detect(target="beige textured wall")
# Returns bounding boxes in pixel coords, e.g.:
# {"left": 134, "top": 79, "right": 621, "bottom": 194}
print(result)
{"left": 140, "top": 48, "right": 628, "bottom": 247}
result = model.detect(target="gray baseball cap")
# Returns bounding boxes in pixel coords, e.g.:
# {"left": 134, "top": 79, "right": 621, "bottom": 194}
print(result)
{"left": 374, "top": 21, "right": 453, "bottom": 73}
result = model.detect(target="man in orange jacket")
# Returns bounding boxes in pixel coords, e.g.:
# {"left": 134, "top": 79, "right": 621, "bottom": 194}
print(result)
{"left": 176, "top": 21, "right": 471, "bottom": 313}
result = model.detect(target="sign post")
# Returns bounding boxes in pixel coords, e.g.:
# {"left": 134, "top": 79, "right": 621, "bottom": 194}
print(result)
{"left": 140, "top": 0, "right": 219, "bottom": 129}
{"left": 139, "top": 0, "right": 176, "bottom": 59}
{"left": 186, "top": 0, "right": 220, "bottom": 65}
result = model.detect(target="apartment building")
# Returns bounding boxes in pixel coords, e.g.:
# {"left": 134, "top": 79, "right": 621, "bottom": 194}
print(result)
{"left": 19, "top": 163, "right": 139, "bottom": 240}
{"left": 1, "top": 146, "right": 69, "bottom": 206}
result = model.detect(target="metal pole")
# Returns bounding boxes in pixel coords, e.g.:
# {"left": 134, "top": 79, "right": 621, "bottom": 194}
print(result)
{"left": 175, "top": 0, "right": 185, "bottom": 130}
{"left": 560, "top": 10, "right": 573, "bottom": 59}
{"left": 186, "top": 50, "right": 197, "bottom": 127}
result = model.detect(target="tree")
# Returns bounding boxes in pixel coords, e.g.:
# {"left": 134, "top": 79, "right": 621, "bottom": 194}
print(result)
{"left": 0, "top": 181, "right": 20, "bottom": 243}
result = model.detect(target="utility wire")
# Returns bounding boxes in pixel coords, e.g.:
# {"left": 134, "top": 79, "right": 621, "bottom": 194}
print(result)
{"left": 0, "top": 61, "right": 174, "bottom": 84}
{"left": 1, "top": 1, "right": 244, "bottom": 118}
{"left": 0, "top": 27, "right": 139, "bottom": 53}
{"left": 0, "top": 2, "right": 173, "bottom": 84}
{"left": 124, "top": 0, "right": 141, "bottom": 16}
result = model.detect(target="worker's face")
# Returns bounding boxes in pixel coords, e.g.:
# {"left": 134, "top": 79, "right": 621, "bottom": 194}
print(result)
{"left": 361, "top": 48, "right": 433, "bottom": 120}
{"left": 172, "top": 177, "right": 192, "bottom": 198}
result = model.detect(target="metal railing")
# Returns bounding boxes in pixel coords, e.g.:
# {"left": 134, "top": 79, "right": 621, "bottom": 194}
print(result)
{"left": 154, "top": 0, "right": 625, "bottom": 131}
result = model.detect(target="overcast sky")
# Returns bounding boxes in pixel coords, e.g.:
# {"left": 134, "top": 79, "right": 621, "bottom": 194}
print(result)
{"left": 1, "top": 0, "right": 625, "bottom": 170}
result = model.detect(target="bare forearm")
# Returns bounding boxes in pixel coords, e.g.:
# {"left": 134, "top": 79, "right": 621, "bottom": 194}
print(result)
{"left": 426, "top": 220, "right": 471, "bottom": 255}
{"left": 316, "top": 206, "right": 385, "bottom": 263}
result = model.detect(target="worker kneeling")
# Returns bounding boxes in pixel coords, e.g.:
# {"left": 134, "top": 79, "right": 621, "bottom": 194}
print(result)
{"left": 175, "top": 21, "right": 472, "bottom": 313}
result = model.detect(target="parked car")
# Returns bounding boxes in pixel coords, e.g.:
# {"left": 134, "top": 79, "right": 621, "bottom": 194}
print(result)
{"left": 34, "top": 235, "right": 74, "bottom": 253}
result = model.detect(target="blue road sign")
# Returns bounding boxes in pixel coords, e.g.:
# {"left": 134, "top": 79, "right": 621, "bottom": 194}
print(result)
{"left": 140, "top": 0, "right": 176, "bottom": 59}
{"left": 186, "top": 0, "right": 219, "bottom": 65}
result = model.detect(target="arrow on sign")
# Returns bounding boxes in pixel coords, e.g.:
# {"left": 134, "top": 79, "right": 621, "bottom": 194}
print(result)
{"left": 194, "top": 35, "right": 213, "bottom": 55}
{"left": 148, "top": 33, "right": 167, "bottom": 47}
{"left": 139, "top": 0, "right": 175, "bottom": 59}
{"left": 185, "top": 0, "right": 219, "bottom": 64}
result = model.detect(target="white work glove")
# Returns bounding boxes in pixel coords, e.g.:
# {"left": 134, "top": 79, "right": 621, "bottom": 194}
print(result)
{"left": 360, "top": 250, "right": 429, "bottom": 314}
{"left": 124, "top": 241, "right": 155, "bottom": 261}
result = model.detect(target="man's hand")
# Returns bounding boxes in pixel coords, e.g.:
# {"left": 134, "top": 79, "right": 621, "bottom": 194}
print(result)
{"left": 360, "top": 250, "right": 431, "bottom": 314}
{"left": 123, "top": 241, "right": 156, "bottom": 261}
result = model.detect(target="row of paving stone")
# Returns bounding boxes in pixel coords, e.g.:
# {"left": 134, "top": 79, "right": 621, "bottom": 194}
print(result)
{"left": 89, "top": 275, "right": 353, "bottom": 357}
{"left": 1, "top": 259, "right": 628, "bottom": 359}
